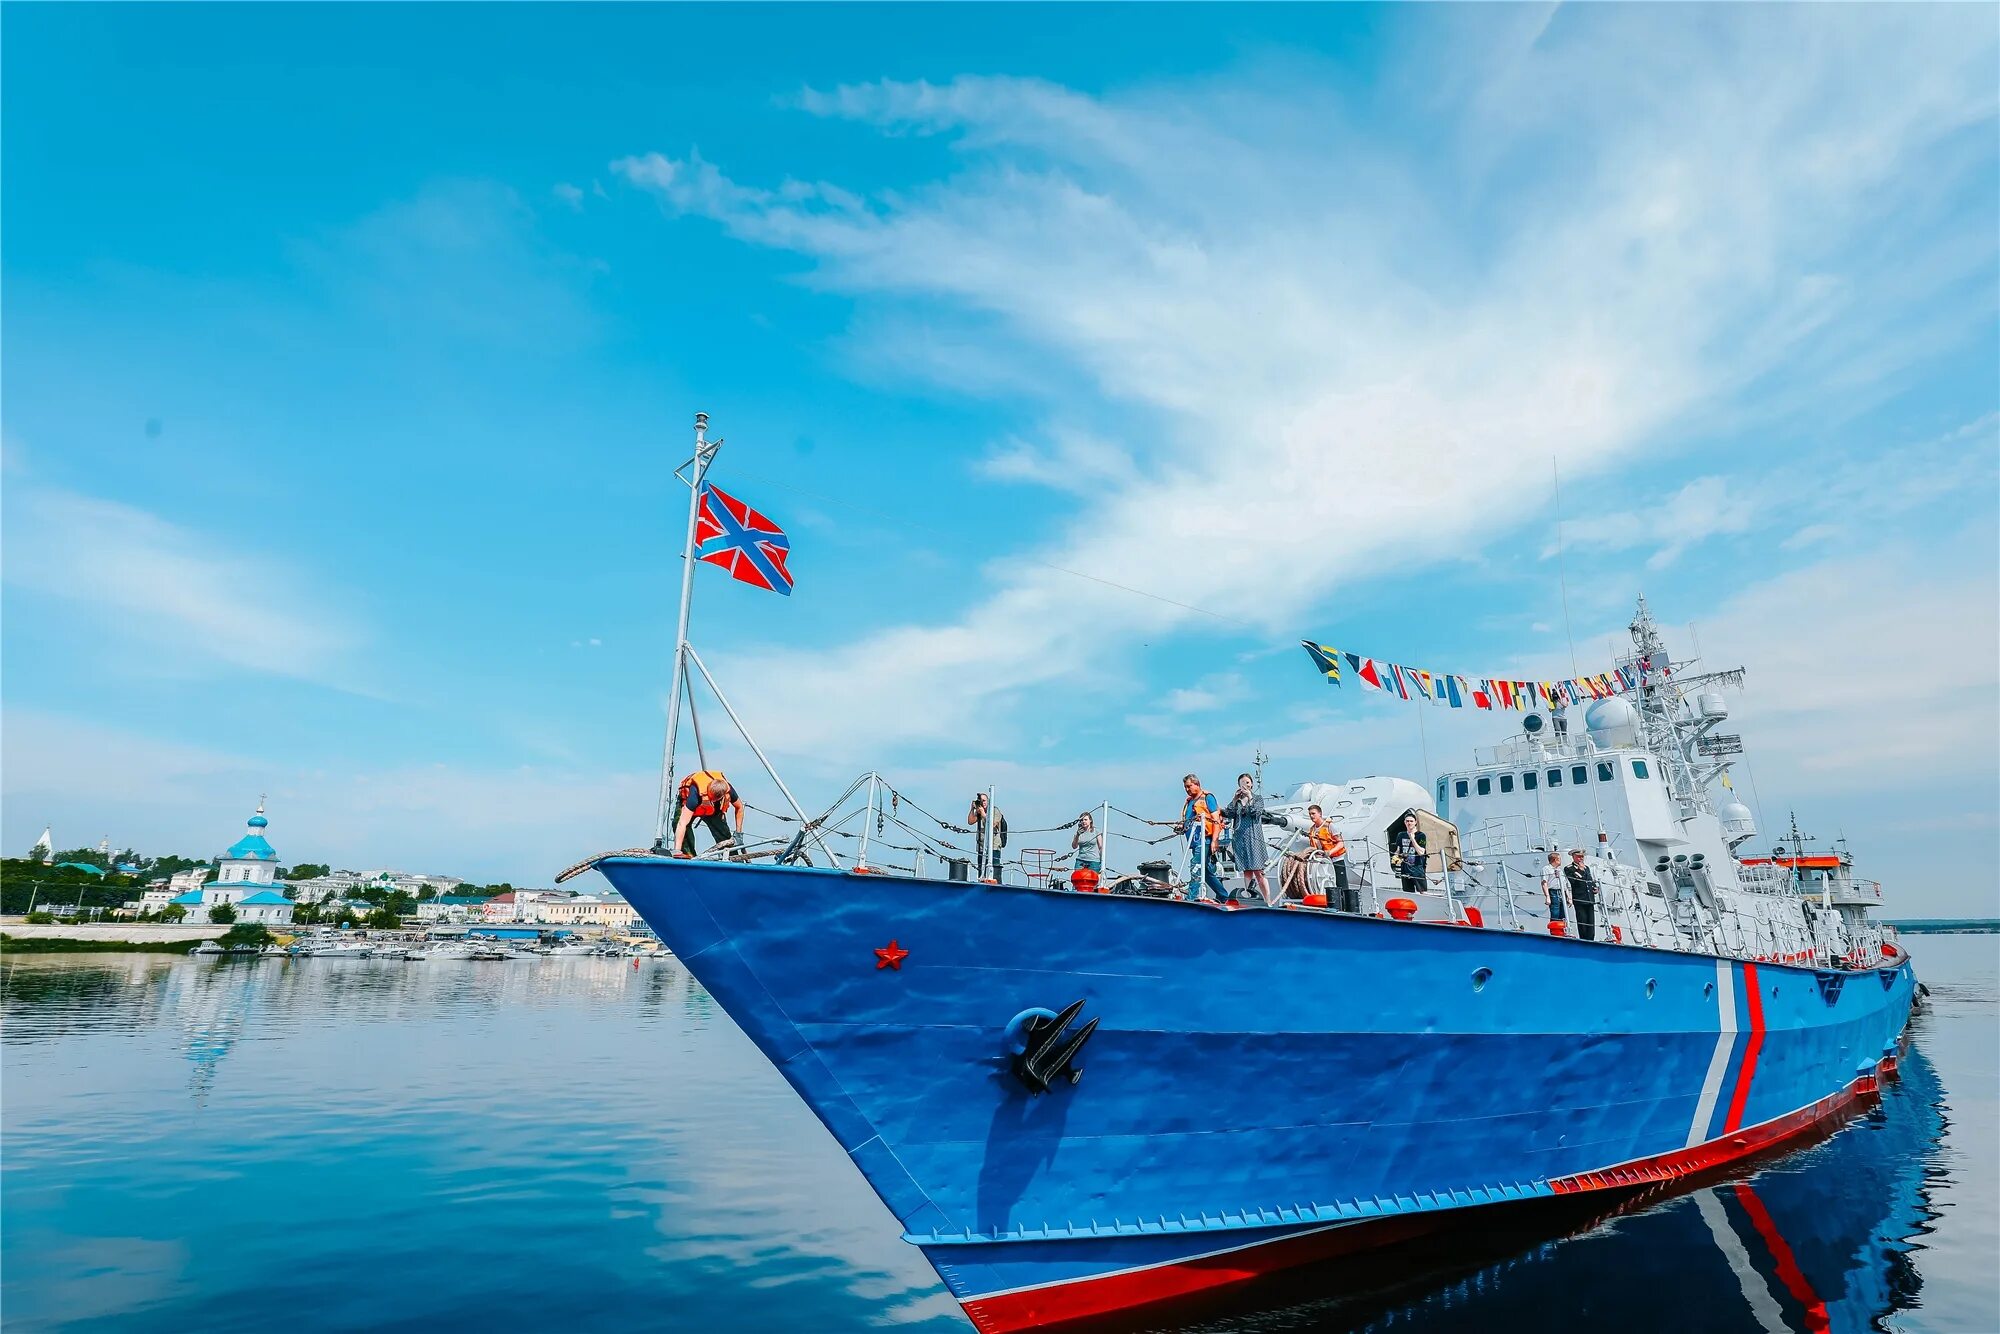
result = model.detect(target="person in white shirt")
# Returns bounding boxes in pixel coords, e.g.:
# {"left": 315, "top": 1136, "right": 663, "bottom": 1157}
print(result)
{"left": 1541, "top": 851, "right": 1569, "bottom": 926}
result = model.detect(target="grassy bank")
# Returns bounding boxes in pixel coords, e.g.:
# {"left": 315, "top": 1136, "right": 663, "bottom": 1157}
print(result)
{"left": 0, "top": 933, "right": 204, "bottom": 954}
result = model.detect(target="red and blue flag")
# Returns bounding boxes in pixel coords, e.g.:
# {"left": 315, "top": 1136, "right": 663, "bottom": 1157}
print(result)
{"left": 695, "top": 483, "right": 793, "bottom": 595}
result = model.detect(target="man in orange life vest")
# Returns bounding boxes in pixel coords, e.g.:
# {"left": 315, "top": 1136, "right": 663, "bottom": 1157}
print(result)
{"left": 1176, "top": 774, "right": 1229, "bottom": 904}
{"left": 674, "top": 770, "right": 745, "bottom": 858}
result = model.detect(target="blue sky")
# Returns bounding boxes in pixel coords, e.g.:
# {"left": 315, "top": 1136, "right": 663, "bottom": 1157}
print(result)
{"left": 4, "top": 5, "right": 1996, "bottom": 915}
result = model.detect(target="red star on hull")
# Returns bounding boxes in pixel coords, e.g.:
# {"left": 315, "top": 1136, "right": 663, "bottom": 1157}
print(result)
{"left": 874, "top": 939, "right": 909, "bottom": 970}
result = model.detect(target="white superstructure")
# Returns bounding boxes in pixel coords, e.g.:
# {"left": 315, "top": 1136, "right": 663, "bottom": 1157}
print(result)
{"left": 1264, "top": 599, "right": 1890, "bottom": 970}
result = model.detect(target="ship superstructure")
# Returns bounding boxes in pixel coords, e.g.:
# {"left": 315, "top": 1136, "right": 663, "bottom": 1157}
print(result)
{"left": 1262, "top": 599, "right": 1890, "bottom": 972}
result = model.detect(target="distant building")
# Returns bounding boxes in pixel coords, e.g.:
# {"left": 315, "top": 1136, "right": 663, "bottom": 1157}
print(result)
{"left": 30, "top": 825, "right": 53, "bottom": 863}
{"left": 169, "top": 800, "right": 295, "bottom": 926}
{"left": 480, "top": 890, "right": 564, "bottom": 923}
{"left": 137, "top": 887, "right": 179, "bottom": 912}
{"left": 167, "top": 866, "right": 214, "bottom": 893}
{"left": 416, "top": 895, "right": 491, "bottom": 924}
{"left": 289, "top": 869, "right": 466, "bottom": 902}
{"left": 540, "top": 893, "right": 638, "bottom": 929}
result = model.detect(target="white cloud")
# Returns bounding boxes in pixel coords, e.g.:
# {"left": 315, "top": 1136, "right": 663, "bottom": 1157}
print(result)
{"left": 3, "top": 484, "right": 374, "bottom": 691}
{"left": 1552, "top": 476, "right": 1760, "bottom": 570}
{"left": 975, "top": 428, "right": 1136, "bottom": 496}
{"left": 553, "top": 181, "right": 585, "bottom": 209}
{"left": 613, "top": 9, "right": 1997, "bottom": 762}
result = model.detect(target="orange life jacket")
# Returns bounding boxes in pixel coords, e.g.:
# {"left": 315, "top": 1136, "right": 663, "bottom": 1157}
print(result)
{"left": 1308, "top": 823, "right": 1346, "bottom": 858}
{"left": 1183, "top": 790, "right": 1222, "bottom": 840}
{"left": 679, "top": 770, "right": 740, "bottom": 819}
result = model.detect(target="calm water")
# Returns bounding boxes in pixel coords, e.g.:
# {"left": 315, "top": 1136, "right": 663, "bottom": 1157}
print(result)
{"left": 4, "top": 935, "right": 1994, "bottom": 1334}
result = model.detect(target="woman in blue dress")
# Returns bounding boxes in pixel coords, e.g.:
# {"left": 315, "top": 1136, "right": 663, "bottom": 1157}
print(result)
{"left": 1221, "top": 773, "right": 1271, "bottom": 902}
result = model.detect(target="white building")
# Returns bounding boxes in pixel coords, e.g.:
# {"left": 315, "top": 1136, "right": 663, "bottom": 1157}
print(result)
{"left": 168, "top": 800, "right": 295, "bottom": 927}
{"left": 540, "top": 893, "right": 638, "bottom": 929}
{"left": 480, "top": 890, "right": 565, "bottom": 922}
{"left": 416, "top": 895, "right": 492, "bottom": 923}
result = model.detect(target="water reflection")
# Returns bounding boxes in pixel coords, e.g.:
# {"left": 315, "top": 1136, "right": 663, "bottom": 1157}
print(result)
{"left": 0, "top": 942, "right": 1990, "bottom": 1334}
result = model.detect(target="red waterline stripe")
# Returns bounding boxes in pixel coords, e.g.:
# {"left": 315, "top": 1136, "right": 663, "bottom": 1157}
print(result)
{"left": 961, "top": 1056, "right": 1898, "bottom": 1334}
{"left": 959, "top": 1214, "right": 1437, "bottom": 1334}
{"left": 1723, "top": 961, "right": 1766, "bottom": 1135}
{"left": 1549, "top": 1054, "right": 1894, "bottom": 1196}
{"left": 1732, "top": 1182, "right": 1831, "bottom": 1333}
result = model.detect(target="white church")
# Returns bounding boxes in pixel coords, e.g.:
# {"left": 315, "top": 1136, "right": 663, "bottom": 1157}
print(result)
{"left": 169, "top": 800, "right": 295, "bottom": 926}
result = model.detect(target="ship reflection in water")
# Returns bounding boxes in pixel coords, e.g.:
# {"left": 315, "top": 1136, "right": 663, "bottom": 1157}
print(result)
{"left": 0, "top": 937, "right": 1990, "bottom": 1334}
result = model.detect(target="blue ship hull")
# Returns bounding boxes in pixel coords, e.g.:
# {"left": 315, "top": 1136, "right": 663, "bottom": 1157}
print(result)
{"left": 596, "top": 857, "right": 1918, "bottom": 1331}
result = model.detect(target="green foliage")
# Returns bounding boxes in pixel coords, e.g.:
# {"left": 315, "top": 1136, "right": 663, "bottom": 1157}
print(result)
{"left": 159, "top": 904, "right": 188, "bottom": 923}
{"left": 285, "top": 863, "right": 331, "bottom": 881}
{"left": 218, "top": 923, "right": 273, "bottom": 949}
{"left": 147, "top": 855, "right": 208, "bottom": 879}
{"left": 52, "top": 847, "right": 111, "bottom": 870}
{"left": 208, "top": 900, "right": 238, "bottom": 924}
{"left": 1, "top": 933, "right": 202, "bottom": 955}
{"left": 364, "top": 905, "right": 403, "bottom": 930}
{"left": 0, "top": 859, "right": 139, "bottom": 914}
{"left": 23, "top": 911, "right": 56, "bottom": 924}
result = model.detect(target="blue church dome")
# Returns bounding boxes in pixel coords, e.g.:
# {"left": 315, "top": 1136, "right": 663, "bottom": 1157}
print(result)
{"left": 248, "top": 814, "right": 269, "bottom": 828}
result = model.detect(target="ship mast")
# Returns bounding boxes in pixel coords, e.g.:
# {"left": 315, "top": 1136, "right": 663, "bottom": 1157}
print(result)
{"left": 1621, "top": 596, "right": 1744, "bottom": 825}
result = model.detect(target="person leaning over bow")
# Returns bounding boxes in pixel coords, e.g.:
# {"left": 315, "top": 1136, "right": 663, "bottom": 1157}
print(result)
{"left": 1175, "top": 774, "right": 1228, "bottom": 904}
{"left": 674, "top": 770, "right": 744, "bottom": 858}
{"left": 967, "top": 793, "right": 1008, "bottom": 880}
{"left": 1541, "top": 851, "right": 1569, "bottom": 927}
{"left": 1070, "top": 811, "right": 1104, "bottom": 877}
{"left": 1389, "top": 810, "right": 1428, "bottom": 896}
{"left": 1221, "top": 773, "right": 1272, "bottom": 903}
{"left": 1564, "top": 849, "right": 1601, "bottom": 942}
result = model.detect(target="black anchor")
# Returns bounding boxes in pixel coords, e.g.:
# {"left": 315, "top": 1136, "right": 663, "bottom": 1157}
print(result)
{"left": 1011, "top": 999, "right": 1099, "bottom": 1094}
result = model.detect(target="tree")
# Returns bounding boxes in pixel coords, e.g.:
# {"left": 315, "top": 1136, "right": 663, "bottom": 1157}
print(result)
{"left": 52, "top": 847, "right": 111, "bottom": 870}
{"left": 159, "top": 904, "right": 188, "bottom": 923}
{"left": 285, "top": 863, "right": 330, "bottom": 881}
{"left": 364, "top": 905, "right": 402, "bottom": 930}
{"left": 208, "top": 900, "right": 237, "bottom": 924}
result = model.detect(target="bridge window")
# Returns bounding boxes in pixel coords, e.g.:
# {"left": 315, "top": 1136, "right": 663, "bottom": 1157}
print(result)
{"left": 1499, "top": 774, "right": 1514, "bottom": 794}
{"left": 1455, "top": 780, "right": 1469, "bottom": 799}
{"left": 1596, "top": 762, "right": 1615, "bottom": 783}
{"left": 1547, "top": 768, "right": 1563, "bottom": 788}
{"left": 1523, "top": 771, "right": 1538, "bottom": 791}
{"left": 1632, "top": 760, "right": 1650, "bottom": 780}
{"left": 1572, "top": 765, "right": 1589, "bottom": 786}
{"left": 1477, "top": 777, "right": 1492, "bottom": 796}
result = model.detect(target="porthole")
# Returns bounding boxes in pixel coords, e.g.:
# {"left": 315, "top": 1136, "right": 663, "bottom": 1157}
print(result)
{"left": 1645, "top": 978, "right": 1657, "bottom": 1000}
{"left": 1471, "top": 967, "right": 1493, "bottom": 993}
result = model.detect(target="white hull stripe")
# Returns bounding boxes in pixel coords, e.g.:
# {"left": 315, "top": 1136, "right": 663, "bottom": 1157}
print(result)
{"left": 1686, "top": 959, "right": 1738, "bottom": 1148}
